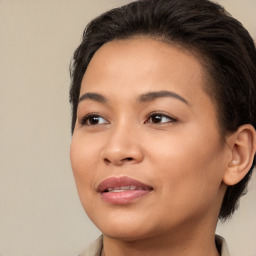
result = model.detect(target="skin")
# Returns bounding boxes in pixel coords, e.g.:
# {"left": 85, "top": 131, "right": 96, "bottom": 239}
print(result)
{"left": 70, "top": 37, "right": 234, "bottom": 256}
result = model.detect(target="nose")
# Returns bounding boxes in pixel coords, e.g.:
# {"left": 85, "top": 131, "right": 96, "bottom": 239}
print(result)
{"left": 101, "top": 125, "right": 144, "bottom": 166}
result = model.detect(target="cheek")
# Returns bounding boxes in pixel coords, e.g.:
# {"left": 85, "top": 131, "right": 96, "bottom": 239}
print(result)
{"left": 70, "top": 134, "right": 98, "bottom": 195}
{"left": 149, "top": 127, "right": 225, "bottom": 202}
{"left": 70, "top": 135, "right": 104, "bottom": 219}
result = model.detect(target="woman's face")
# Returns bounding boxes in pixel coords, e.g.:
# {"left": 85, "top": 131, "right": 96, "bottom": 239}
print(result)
{"left": 70, "top": 37, "right": 229, "bottom": 241}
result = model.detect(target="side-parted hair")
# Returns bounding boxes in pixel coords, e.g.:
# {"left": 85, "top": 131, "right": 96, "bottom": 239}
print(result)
{"left": 70, "top": 0, "right": 256, "bottom": 220}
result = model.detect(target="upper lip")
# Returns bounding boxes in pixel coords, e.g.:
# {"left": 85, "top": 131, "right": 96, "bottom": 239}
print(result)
{"left": 97, "top": 176, "right": 153, "bottom": 193}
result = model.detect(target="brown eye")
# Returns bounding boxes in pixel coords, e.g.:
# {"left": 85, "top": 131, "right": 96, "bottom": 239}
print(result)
{"left": 146, "top": 113, "right": 177, "bottom": 124}
{"left": 80, "top": 114, "right": 109, "bottom": 125}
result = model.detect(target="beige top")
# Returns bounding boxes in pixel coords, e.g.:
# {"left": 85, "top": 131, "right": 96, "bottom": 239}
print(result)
{"left": 80, "top": 235, "right": 230, "bottom": 256}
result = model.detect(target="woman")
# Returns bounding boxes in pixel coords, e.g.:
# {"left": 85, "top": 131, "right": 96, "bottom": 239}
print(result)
{"left": 69, "top": 0, "right": 256, "bottom": 255}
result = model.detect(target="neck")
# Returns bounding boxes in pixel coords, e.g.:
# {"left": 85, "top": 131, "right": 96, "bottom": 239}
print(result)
{"left": 102, "top": 224, "right": 220, "bottom": 256}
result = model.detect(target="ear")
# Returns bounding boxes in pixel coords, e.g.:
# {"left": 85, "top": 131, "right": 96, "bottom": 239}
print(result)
{"left": 223, "top": 124, "right": 256, "bottom": 186}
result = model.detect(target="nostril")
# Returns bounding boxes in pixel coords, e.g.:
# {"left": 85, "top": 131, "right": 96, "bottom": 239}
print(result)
{"left": 124, "top": 157, "right": 134, "bottom": 161}
{"left": 103, "top": 157, "right": 134, "bottom": 165}
{"left": 104, "top": 158, "right": 111, "bottom": 164}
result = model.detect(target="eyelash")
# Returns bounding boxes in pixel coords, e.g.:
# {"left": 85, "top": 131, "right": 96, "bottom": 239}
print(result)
{"left": 145, "top": 112, "right": 177, "bottom": 124}
{"left": 79, "top": 112, "right": 177, "bottom": 126}
{"left": 79, "top": 113, "right": 109, "bottom": 126}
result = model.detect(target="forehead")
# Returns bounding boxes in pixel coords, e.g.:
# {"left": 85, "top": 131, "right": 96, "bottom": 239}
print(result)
{"left": 81, "top": 37, "right": 206, "bottom": 98}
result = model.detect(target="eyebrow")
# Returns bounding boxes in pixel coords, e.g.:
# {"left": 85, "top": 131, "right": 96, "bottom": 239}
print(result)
{"left": 79, "top": 92, "right": 107, "bottom": 103}
{"left": 78, "top": 90, "right": 189, "bottom": 106}
{"left": 139, "top": 90, "right": 189, "bottom": 105}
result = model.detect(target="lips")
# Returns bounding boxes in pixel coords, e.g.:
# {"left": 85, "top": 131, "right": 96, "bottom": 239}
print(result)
{"left": 97, "top": 176, "right": 153, "bottom": 204}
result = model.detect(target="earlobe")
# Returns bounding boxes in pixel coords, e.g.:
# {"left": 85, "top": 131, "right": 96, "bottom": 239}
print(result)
{"left": 223, "top": 124, "right": 256, "bottom": 186}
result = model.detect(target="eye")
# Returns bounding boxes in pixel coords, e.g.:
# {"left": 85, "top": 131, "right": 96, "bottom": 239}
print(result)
{"left": 145, "top": 113, "right": 177, "bottom": 124}
{"left": 79, "top": 114, "right": 109, "bottom": 126}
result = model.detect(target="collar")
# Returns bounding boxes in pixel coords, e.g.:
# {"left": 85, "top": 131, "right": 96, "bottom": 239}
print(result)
{"left": 80, "top": 235, "right": 230, "bottom": 256}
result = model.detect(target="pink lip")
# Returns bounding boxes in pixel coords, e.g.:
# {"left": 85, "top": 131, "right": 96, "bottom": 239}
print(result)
{"left": 97, "top": 176, "right": 153, "bottom": 205}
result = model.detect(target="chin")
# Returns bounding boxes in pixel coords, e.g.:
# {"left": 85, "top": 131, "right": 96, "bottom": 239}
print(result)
{"left": 101, "top": 227, "right": 153, "bottom": 242}
{"left": 89, "top": 211, "right": 155, "bottom": 241}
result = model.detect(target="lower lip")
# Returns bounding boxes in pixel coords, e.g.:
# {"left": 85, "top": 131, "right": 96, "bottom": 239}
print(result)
{"left": 101, "top": 190, "right": 151, "bottom": 204}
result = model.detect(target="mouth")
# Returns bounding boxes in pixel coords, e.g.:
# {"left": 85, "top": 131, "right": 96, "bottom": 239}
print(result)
{"left": 97, "top": 176, "right": 153, "bottom": 204}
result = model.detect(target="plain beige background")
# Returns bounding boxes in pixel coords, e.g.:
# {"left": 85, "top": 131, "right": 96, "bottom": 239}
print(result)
{"left": 0, "top": 0, "right": 255, "bottom": 256}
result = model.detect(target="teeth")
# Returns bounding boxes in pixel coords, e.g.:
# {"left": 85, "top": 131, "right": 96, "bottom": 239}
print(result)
{"left": 106, "top": 186, "right": 141, "bottom": 192}
{"left": 121, "top": 186, "right": 130, "bottom": 190}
